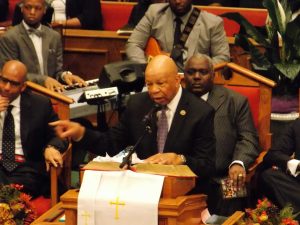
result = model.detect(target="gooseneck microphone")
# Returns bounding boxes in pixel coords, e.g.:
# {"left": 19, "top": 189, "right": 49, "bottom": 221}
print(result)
{"left": 119, "top": 103, "right": 162, "bottom": 169}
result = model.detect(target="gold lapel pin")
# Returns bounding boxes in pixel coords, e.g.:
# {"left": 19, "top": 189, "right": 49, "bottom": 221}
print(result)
{"left": 180, "top": 110, "right": 186, "bottom": 116}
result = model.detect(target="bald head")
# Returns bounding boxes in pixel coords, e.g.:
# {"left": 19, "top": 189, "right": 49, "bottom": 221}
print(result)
{"left": 145, "top": 55, "right": 181, "bottom": 105}
{"left": 0, "top": 60, "right": 27, "bottom": 102}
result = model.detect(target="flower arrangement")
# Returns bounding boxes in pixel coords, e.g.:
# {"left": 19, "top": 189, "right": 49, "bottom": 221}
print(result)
{"left": 0, "top": 184, "right": 37, "bottom": 225}
{"left": 222, "top": 0, "right": 300, "bottom": 96}
{"left": 239, "top": 198, "right": 299, "bottom": 225}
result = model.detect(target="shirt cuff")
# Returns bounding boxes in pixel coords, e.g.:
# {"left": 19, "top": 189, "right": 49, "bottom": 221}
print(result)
{"left": 287, "top": 159, "right": 300, "bottom": 177}
{"left": 61, "top": 71, "right": 72, "bottom": 82}
{"left": 229, "top": 160, "right": 245, "bottom": 170}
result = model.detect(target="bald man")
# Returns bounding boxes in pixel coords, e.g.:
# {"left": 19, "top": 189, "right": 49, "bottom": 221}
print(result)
{"left": 0, "top": 60, "right": 67, "bottom": 197}
{"left": 51, "top": 55, "right": 215, "bottom": 183}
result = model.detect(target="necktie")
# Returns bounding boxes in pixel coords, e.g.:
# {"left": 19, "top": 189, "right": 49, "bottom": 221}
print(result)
{"left": 157, "top": 106, "right": 168, "bottom": 153}
{"left": 2, "top": 105, "right": 17, "bottom": 172}
{"left": 28, "top": 28, "right": 43, "bottom": 37}
{"left": 173, "top": 17, "right": 182, "bottom": 47}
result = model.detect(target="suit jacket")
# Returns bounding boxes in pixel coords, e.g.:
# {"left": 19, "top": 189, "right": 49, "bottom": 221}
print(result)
{"left": 78, "top": 89, "right": 216, "bottom": 178}
{"left": 8, "top": 90, "right": 67, "bottom": 173}
{"left": 65, "top": 0, "right": 103, "bottom": 30}
{"left": 207, "top": 86, "right": 259, "bottom": 176}
{"left": 0, "top": 23, "right": 63, "bottom": 86}
{"left": 126, "top": 3, "right": 230, "bottom": 65}
{"left": 263, "top": 119, "right": 300, "bottom": 171}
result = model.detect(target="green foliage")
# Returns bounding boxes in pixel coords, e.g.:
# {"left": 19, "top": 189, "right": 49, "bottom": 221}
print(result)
{"left": 222, "top": 0, "right": 300, "bottom": 95}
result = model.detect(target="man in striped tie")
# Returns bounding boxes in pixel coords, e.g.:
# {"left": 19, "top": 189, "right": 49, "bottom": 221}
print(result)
{"left": 51, "top": 55, "right": 216, "bottom": 192}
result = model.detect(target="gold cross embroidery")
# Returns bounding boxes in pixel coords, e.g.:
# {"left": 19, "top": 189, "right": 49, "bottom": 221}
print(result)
{"left": 110, "top": 196, "right": 125, "bottom": 220}
{"left": 81, "top": 210, "right": 91, "bottom": 225}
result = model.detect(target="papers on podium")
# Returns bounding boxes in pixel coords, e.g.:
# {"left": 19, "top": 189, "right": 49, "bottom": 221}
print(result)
{"left": 78, "top": 170, "right": 164, "bottom": 225}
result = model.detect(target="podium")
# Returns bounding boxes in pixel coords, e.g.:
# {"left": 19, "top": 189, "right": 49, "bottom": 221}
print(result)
{"left": 60, "top": 162, "right": 207, "bottom": 225}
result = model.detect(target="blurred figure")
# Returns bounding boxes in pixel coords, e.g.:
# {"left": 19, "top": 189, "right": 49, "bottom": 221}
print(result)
{"left": 13, "top": 0, "right": 103, "bottom": 30}
{"left": 126, "top": 0, "right": 230, "bottom": 70}
{"left": 259, "top": 119, "right": 300, "bottom": 221}
{"left": 0, "top": 0, "right": 86, "bottom": 92}
{"left": 184, "top": 54, "right": 259, "bottom": 216}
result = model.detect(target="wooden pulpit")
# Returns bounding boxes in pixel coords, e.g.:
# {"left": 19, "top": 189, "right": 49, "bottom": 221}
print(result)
{"left": 59, "top": 162, "right": 207, "bottom": 225}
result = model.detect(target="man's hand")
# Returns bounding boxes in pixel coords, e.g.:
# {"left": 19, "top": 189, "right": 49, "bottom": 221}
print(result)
{"left": 44, "top": 146, "right": 63, "bottom": 171}
{"left": 229, "top": 164, "right": 246, "bottom": 190}
{"left": 145, "top": 153, "right": 183, "bottom": 165}
{"left": 45, "top": 76, "right": 65, "bottom": 92}
{"left": 0, "top": 96, "right": 9, "bottom": 112}
{"left": 63, "top": 73, "right": 86, "bottom": 87}
{"left": 49, "top": 120, "right": 85, "bottom": 142}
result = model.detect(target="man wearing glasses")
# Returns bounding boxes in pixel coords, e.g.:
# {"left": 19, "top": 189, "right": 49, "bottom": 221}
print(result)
{"left": 184, "top": 54, "right": 259, "bottom": 216}
{"left": 0, "top": 60, "right": 67, "bottom": 197}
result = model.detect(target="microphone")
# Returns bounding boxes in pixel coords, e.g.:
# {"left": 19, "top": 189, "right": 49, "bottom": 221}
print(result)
{"left": 142, "top": 104, "right": 161, "bottom": 124}
{"left": 119, "top": 103, "right": 162, "bottom": 169}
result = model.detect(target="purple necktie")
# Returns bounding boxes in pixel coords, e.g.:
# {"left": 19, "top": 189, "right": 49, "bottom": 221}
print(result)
{"left": 157, "top": 106, "right": 168, "bottom": 153}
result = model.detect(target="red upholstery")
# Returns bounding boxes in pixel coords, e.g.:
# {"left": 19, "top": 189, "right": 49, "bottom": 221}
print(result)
{"left": 100, "top": 2, "right": 267, "bottom": 36}
{"left": 31, "top": 196, "right": 51, "bottom": 217}
{"left": 225, "top": 85, "right": 260, "bottom": 128}
{"left": 202, "top": 7, "right": 267, "bottom": 36}
{"left": 8, "top": 0, "right": 19, "bottom": 20}
{"left": 101, "top": 3, "right": 134, "bottom": 31}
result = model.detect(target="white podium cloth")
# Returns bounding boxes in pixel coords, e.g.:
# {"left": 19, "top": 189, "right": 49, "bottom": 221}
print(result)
{"left": 78, "top": 170, "right": 164, "bottom": 225}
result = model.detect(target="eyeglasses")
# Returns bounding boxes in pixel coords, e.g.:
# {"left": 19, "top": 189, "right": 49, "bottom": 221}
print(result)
{"left": 185, "top": 68, "right": 210, "bottom": 76}
{"left": 0, "top": 76, "right": 23, "bottom": 87}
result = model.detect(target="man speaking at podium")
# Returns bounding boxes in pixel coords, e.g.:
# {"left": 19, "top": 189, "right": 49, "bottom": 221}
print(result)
{"left": 51, "top": 55, "right": 216, "bottom": 187}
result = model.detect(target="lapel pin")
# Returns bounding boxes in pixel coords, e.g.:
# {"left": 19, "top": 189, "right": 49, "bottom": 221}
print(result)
{"left": 180, "top": 110, "right": 186, "bottom": 116}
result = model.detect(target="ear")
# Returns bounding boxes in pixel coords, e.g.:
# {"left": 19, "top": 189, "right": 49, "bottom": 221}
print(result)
{"left": 20, "top": 82, "right": 27, "bottom": 92}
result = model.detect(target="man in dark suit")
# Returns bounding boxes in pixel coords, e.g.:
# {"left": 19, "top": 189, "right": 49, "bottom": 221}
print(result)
{"left": 126, "top": 0, "right": 230, "bottom": 68}
{"left": 0, "top": 0, "right": 85, "bottom": 92}
{"left": 259, "top": 119, "right": 300, "bottom": 217}
{"left": 51, "top": 55, "right": 216, "bottom": 184}
{"left": 184, "top": 54, "right": 259, "bottom": 216}
{"left": 0, "top": 60, "right": 68, "bottom": 197}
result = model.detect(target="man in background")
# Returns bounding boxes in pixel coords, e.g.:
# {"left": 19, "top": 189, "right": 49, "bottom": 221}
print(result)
{"left": 259, "top": 119, "right": 300, "bottom": 219}
{"left": 126, "top": 0, "right": 230, "bottom": 70}
{"left": 0, "top": 60, "right": 68, "bottom": 197}
{"left": 51, "top": 55, "right": 216, "bottom": 190}
{"left": 184, "top": 54, "right": 259, "bottom": 216}
{"left": 0, "top": 0, "right": 86, "bottom": 92}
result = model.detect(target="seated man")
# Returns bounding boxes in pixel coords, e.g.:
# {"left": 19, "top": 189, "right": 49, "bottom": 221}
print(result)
{"left": 0, "top": 0, "right": 86, "bottom": 92}
{"left": 51, "top": 55, "right": 216, "bottom": 190}
{"left": 184, "top": 54, "right": 259, "bottom": 216}
{"left": 126, "top": 0, "right": 230, "bottom": 70}
{"left": 259, "top": 119, "right": 300, "bottom": 218}
{"left": 0, "top": 60, "right": 68, "bottom": 197}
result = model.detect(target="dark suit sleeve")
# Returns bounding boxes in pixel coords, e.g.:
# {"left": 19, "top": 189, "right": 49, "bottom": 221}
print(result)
{"left": 187, "top": 107, "right": 216, "bottom": 178}
{"left": 231, "top": 97, "right": 260, "bottom": 169}
{"left": 263, "top": 119, "right": 300, "bottom": 171}
{"left": 67, "top": 0, "right": 103, "bottom": 30}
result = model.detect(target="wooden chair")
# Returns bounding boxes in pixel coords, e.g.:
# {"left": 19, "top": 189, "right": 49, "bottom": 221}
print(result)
{"left": 26, "top": 81, "right": 74, "bottom": 216}
{"left": 212, "top": 62, "right": 276, "bottom": 180}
